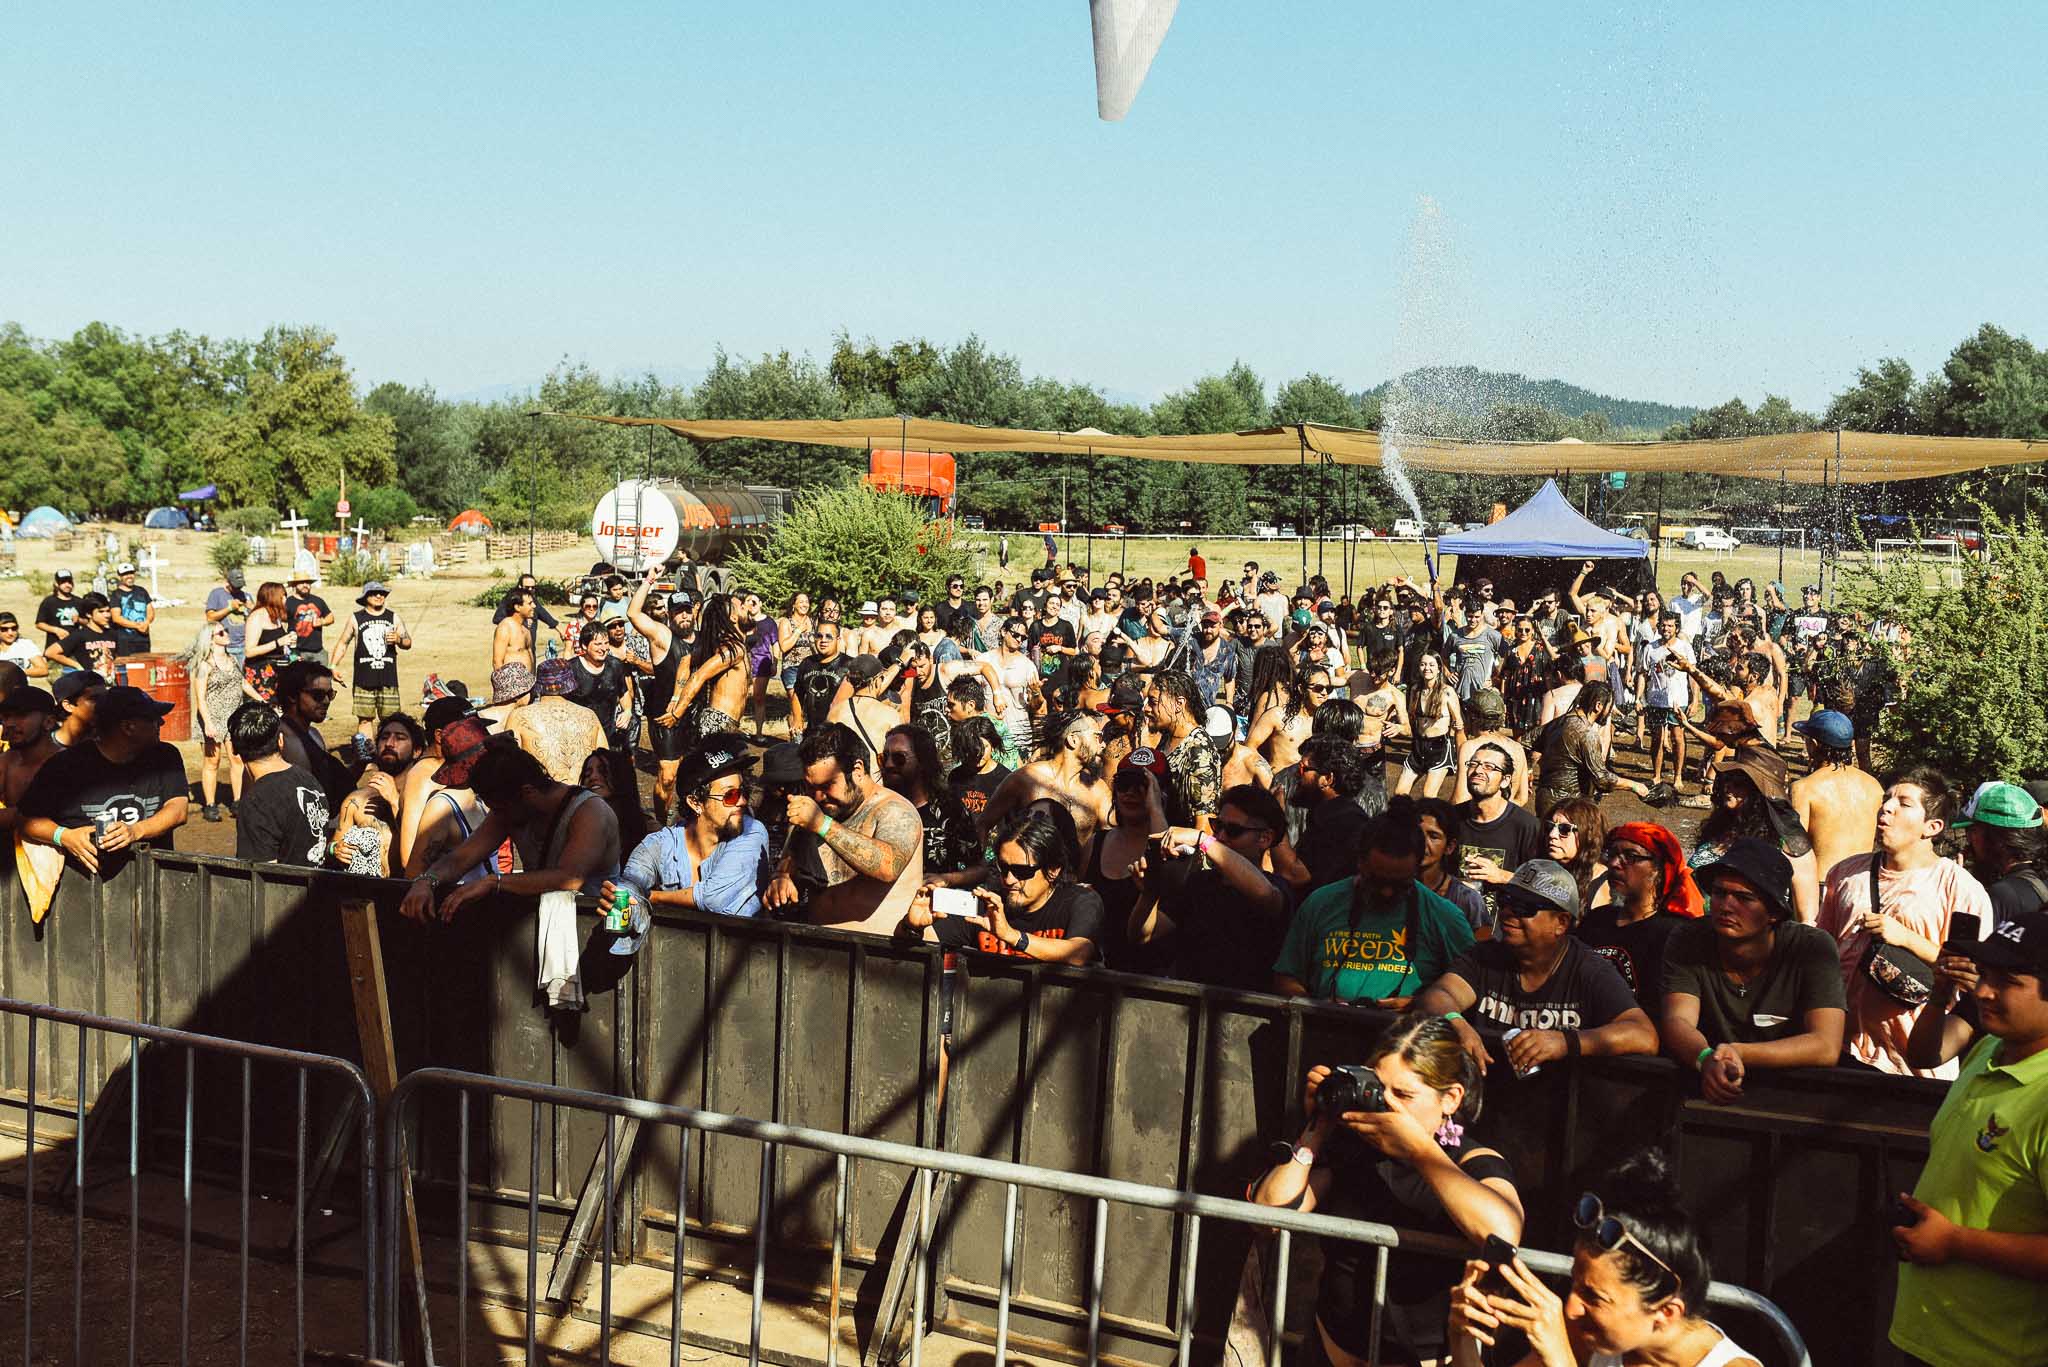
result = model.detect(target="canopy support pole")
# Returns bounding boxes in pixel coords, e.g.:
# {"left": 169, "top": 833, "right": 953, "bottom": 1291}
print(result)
{"left": 1316, "top": 454, "right": 1328, "bottom": 582}
{"left": 1297, "top": 431, "right": 1309, "bottom": 587}
{"left": 1085, "top": 447, "right": 1094, "bottom": 579}
{"left": 1652, "top": 473, "right": 1664, "bottom": 583}
{"left": 1778, "top": 468, "right": 1786, "bottom": 586}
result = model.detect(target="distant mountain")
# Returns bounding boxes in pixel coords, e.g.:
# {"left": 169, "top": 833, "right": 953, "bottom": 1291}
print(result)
{"left": 1360, "top": 366, "right": 1696, "bottom": 433}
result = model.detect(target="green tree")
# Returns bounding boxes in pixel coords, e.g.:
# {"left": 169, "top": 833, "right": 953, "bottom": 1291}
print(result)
{"left": 364, "top": 381, "right": 481, "bottom": 514}
{"left": 356, "top": 485, "right": 422, "bottom": 531}
{"left": 1839, "top": 507, "right": 2048, "bottom": 780}
{"left": 188, "top": 327, "right": 395, "bottom": 509}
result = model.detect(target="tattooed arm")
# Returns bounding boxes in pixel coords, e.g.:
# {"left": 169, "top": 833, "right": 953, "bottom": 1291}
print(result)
{"left": 786, "top": 792, "right": 919, "bottom": 883}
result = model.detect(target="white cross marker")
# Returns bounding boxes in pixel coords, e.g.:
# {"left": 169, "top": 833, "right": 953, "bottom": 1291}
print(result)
{"left": 137, "top": 546, "right": 167, "bottom": 597}
{"left": 277, "top": 507, "right": 310, "bottom": 550}
{"left": 350, "top": 519, "right": 369, "bottom": 543}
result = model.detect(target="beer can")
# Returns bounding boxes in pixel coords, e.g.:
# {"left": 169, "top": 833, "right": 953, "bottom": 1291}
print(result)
{"left": 1501, "top": 1027, "right": 1540, "bottom": 1078}
{"left": 607, "top": 886, "right": 632, "bottom": 933}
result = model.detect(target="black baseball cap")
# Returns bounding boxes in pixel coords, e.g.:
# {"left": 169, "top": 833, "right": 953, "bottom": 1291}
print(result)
{"left": 95, "top": 685, "right": 174, "bottom": 727}
{"left": 1968, "top": 913, "right": 2048, "bottom": 976}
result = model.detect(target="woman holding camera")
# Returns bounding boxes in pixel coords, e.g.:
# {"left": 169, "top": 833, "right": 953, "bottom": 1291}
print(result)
{"left": 1250, "top": 1014, "right": 1524, "bottom": 1367}
{"left": 1446, "top": 1150, "right": 1761, "bottom": 1367}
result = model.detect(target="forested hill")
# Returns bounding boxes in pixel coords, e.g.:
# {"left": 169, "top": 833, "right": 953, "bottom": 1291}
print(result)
{"left": 1361, "top": 366, "right": 1696, "bottom": 433}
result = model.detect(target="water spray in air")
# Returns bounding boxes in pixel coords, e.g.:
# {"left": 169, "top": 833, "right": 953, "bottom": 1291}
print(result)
{"left": 1379, "top": 196, "right": 1468, "bottom": 590}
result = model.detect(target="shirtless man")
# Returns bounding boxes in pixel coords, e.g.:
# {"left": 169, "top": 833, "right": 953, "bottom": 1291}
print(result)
{"left": 661, "top": 593, "right": 752, "bottom": 744}
{"left": 1790, "top": 709, "right": 1885, "bottom": 895}
{"left": 1208, "top": 705, "right": 1274, "bottom": 790}
{"left": 492, "top": 588, "right": 539, "bottom": 674}
{"left": 626, "top": 576, "right": 689, "bottom": 811}
{"left": 0, "top": 689, "right": 62, "bottom": 839}
{"left": 1349, "top": 649, "right": 1409, "bottom": 770}
{"left": 980, "top": 710, "right": 1114, "bottom": 843}
{"left": 1450, "top": 688, "right": 1530, "bottom": 808}
{"left": 1569, "top": 563, "right": 1632, "bottom": 678}
{"left": 1247, "top": 666, "right": 1329, "bottom": 772}
{"left": 765, "top": 722, "right": 923, "bottom": 936}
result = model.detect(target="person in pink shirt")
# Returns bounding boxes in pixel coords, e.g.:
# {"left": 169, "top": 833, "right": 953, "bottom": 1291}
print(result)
{"left": 1818, "top": 769, "right": 1992, "bottom": 1078}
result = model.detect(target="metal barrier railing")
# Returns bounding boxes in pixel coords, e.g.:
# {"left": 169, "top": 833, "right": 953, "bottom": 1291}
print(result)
{"left": 2, "top": 995, "right": 380, "bottom": 1366}
{"left": 383, "top": 1066, "right": 1813, "bottom": 1367}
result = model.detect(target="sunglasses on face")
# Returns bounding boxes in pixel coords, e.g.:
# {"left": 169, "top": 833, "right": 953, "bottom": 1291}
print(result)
{"left": 305, "top": 688, "right": 336, "bottom": 701}
{"left": 1216, "top": 820, "right": 1270, "bottom": 840}
{"left": 997, "top": 860, "right": 1040, "bottom": 883}
{"left": 706, "top": 787, "right": 747, "bottom": 808}
{"left": 1547, "top": 820, "right": 1578, "bottom": 837}
{"left": 1604, "top": 848, "right": 1654, "bottom": 866}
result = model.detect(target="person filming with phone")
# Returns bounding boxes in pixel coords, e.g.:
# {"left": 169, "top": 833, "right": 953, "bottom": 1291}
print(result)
{"left": 896, "top": 808, "right": 1105, "bottom": 965}
{"left": 1249, "top": 1014, "right": 1524, "bottom": 1367}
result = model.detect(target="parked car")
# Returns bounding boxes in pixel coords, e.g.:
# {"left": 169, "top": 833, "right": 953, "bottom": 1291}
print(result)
{"left": 1608, "top": 525, "right": 1649, "bottom": 541}
{"left": 1250, "top": 521, "right": 1281, "bottom": 539}
{"left": 1391, "top": 518, "right": 1426, "bottom": 539}
{"left": 961, "top": 515, "right": 985, "bottom": 531}
{"left": 1681, "top": 526, "right": 1740, "bottom": 551}
{"left": 1338, "top": 524, "right": 1377, "bottom": 540}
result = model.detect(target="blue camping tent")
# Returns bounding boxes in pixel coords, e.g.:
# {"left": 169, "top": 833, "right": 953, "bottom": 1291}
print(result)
{"left": 1436, "top": 479, "right": 1649, "bottom": 603}
{"left": 16, "top": 506, "right": 71, "bottom": 538}
{"left": 1437, "top": 480, "right": 1647, "bottom": 559}
{"left": 144, "top": 506, "right": 191, "bottom": 530}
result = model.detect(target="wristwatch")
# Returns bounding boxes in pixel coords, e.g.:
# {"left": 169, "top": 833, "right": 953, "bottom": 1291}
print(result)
{"left": 1013, "top": 929, "right": 1031, "bottom": 955}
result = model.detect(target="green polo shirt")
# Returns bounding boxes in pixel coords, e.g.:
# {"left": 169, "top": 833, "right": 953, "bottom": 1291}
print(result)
{"left": 1892, "top": 1033, "right": 2048, "bottom": 1367}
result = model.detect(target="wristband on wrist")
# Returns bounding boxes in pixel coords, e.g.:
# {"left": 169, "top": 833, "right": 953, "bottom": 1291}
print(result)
{"left": 52, "top": 825, "right": 66, "bottom": 846}
{"left": 818, "top": 814, "right": 834, "bottom": 839}
{"left": 1290, "top": 1145, "right": 1316, "bottom": 1167}
{"left": 1443, "top": 1011, "right": 1463, "bottom": 1023}
{"left": 1695, "top": 1046, "right": 1715, "bottom": 1071}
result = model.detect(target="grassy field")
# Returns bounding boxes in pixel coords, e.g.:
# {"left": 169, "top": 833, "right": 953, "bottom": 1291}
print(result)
{"left": 958, "top": 532, "right": 1836, "bottom": 600}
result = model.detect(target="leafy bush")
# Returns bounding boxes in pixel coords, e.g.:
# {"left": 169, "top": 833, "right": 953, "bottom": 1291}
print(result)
{"left": 220, "top": 505, "right": 280, "bottom": 535}
{"left": 1839, "top": 507, "right": 2048, "bottom": 784}
{"left": 321, "top": 551, "right": 380, "bottom": 587}
{"left": 726, "top": 483, "right": 978, "bottom": 613}
{"left": 208, "top": 536, "right": 251, "bottom": 577}
{"left": 357, "top": 485, "right": 421, "bottom": 531}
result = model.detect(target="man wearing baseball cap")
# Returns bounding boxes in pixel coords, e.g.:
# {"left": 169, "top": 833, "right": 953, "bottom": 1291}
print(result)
{"left": 110, "top": 561, "right": 155, "bottom": 657}
{"left": 1952, "top": 781, "right": 2048, "bottom": 921}
{"left": 35, "top": 569, "right": 80, "bottom": 652}
{"left": 19, "top": 685, "right": 188, "bottom": 875}
{"left": 604, "top": 733, "right": 769, "bottom": 920}
{"left": 1790, "top": 708, "right": 1885, "bottom": 881}
{"left": 1890, "top": 909, "right": 2048, "bottom": 1367}
{"left": 1415, "top": 857, "right": 1658, "bottom": 1074}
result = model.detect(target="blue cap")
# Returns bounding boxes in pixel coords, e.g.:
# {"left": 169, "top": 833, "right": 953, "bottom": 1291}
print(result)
{"left": 1793, "top": 710, "right": 1854, "bottom": 748}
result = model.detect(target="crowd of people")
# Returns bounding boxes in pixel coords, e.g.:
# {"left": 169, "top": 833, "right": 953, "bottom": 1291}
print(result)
{"left": 3, "top": 543, "right": 2039, "bottom": 1367}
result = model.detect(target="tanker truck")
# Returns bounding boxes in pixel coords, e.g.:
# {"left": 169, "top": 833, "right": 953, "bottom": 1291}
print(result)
{"left": 589, "top": 479, "right": 792, "bottom": 583}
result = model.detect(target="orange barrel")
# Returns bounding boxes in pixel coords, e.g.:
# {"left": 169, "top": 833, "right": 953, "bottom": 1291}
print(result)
{"left": 117, "top": 654, "right": 192, "bottom": 742}
{"left": 321, "top": 534, "right": 339, "bottom": 555}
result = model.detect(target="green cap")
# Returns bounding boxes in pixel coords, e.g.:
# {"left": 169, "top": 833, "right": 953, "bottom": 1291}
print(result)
{"left": 1951, "top": 781, "right": 2044, "bottom": 831}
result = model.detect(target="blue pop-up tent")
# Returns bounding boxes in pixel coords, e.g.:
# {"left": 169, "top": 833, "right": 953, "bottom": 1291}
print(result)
{"left": 144, "top": 506, "right": 191, "bottom": 529}
{"left": 1437, "top": 478, "right": 1650, "bottom": 603}
{"left": 17, "top": 506, "right": 71, "bottom": 537}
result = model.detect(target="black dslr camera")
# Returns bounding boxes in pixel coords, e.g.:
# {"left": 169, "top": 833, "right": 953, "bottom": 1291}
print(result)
{"left": 1317, "top": 1064, "right": 1388, "bottom": 1117}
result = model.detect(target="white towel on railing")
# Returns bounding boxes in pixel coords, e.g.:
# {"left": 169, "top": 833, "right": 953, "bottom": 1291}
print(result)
{"left": 537, "top": 890, "right": 584, "bottom": 1011}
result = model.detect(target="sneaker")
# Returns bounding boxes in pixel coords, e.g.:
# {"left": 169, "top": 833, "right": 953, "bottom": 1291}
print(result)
{"left": 202, "top": 804, "right": 222, "bottom": 822}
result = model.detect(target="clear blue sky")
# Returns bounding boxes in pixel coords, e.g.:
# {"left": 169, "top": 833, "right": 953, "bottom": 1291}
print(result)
{"left": 6, "top": 3, "right": 2045, "bottom": 413}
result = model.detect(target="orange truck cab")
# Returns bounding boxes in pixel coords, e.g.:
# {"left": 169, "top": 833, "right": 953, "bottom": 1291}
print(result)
{"left": 865, "top": 450, "right": 955, "bottom": 520}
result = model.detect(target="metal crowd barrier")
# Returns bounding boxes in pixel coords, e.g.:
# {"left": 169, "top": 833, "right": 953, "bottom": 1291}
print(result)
{"left": 3, "top": 995, "right": 379, "bottom": 1366}
{"left": 383, "top": 1066, "right": 1811, "bottom": 1367}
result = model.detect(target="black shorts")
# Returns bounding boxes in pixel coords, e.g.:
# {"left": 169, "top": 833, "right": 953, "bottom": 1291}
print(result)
{"left": 649, "top": 713, "right": 689, "bottom": 761}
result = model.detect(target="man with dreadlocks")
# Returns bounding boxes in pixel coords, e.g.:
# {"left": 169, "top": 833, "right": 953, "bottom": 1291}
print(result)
{"left": 659, "top": 592, "right": 752, "bottom": 749}
{"left": 979, "top": 709, "right": 1114, "bottom": 845}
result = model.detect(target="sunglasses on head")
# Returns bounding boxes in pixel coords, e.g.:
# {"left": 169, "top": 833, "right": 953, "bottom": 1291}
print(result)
{"left": 1574, "top": 1193, "right": 1680, "bottom": 1294}
{"left": 997, "top": 859, "right": 1039, "bottom": 882}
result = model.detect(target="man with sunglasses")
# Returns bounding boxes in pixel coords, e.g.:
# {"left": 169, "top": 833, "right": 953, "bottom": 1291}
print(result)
{"left": 273, "top": 660, "right": 362, "bottom": 808}
{"left": 903, "top": 807, "right": 1104, "bottom": 964}
{"left": 1273, "top": 800, "right": 1474, "bottom": 1005}
{"left": 1417, "top": 860, "right": 1657, "bottom": 1074}
{"left": 605, "top": 734, "right": 768, "bottom": 919}
{"left": 1889, "top": 911, "right": 2048, "bottom": 1367}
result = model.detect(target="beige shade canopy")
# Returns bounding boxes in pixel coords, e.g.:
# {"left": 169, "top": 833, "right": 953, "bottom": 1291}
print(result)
{"left": 544, "top": 413, "right": 2047, "bottom": 486}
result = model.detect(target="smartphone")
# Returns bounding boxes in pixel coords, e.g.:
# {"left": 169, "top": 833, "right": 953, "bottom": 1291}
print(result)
{"left": 1944, "top": 911, "right": 1983, "bottom": 955}
{"left": 1478, "top": 1234, "right": 1518, "bottom": 1296}
{"left": 931, "top": 888, "right": 977, "bottom": 919}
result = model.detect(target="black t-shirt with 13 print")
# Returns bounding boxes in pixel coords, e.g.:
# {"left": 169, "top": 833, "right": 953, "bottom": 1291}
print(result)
{"left": 21, "top": 740, "right": 187, "bottom": 870}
